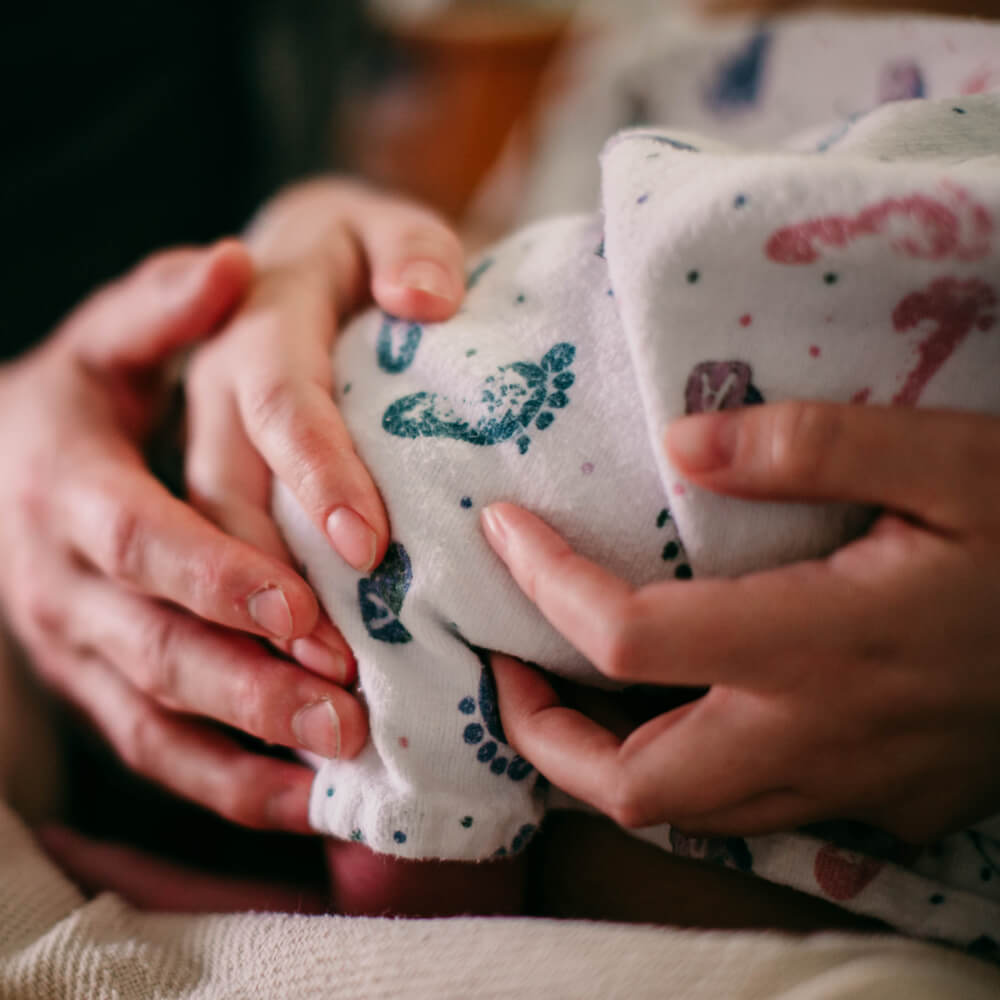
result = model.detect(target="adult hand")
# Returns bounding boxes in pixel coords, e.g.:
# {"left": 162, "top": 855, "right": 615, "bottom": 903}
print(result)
{"left": 0, "top": 242, "right": 369, "bottom": 833}
{"left": 185, "top": 179, "right": 465, "bottom": 675}
{"left": 484, "top": 402, "right": 1000, "bottom": 843}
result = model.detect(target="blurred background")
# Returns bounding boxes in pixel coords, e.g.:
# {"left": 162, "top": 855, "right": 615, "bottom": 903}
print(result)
{"left": 1, "top": 0, "right": 650, "bottom": 360}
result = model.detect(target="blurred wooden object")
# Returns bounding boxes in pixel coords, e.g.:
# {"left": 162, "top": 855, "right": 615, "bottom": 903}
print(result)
{"left": 345, "top": 5, "right": 572, "bottom": 221}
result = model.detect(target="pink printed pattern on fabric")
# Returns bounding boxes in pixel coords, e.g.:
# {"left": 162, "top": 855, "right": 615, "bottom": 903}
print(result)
{"left": 766, "top": 185, "right": 992, "bottom": 264}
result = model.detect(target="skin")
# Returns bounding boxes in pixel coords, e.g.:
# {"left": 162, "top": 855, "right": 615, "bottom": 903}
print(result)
{"left": 25, "top": 2, "right": 1000, "bottom": 910}
{"left": 484, "top": 403, "right": 1000, "bottom": 843}
{"left": 0, "top": 181, "right": 465, "bottom": 833}
{"left": 36, "top": 812, "right": 879, "bottom": 931}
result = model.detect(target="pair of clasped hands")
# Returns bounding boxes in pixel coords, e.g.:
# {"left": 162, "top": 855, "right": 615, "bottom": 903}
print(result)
{"left": 6, "top": 180, "right": 1000, "bottom": 902}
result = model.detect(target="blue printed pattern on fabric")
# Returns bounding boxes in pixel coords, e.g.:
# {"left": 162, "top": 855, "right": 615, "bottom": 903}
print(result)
{"left": 458, "top": 647, "right": 534, "bottom": 782}
{"left": 466, "top": 257, "right": 495, "bottom": 290}
{"left": 705, "top": 26, "right": 772, "bottom": 111}
{"left": 377, "top": 315, "right": 423, "bottom": 373}
{"left": 493, "top": 823, "right": 538, "bottom": 858}
{"left": 879, "top": 59, "right": 926, "bottom": 103}
{"left": 358, "top": 542, "right": 413, "bottom": 644}
{"left": 669, "top": 829, "right": 754, "bottom": 872}
{"left": 382, "top": 343, "right": 576, "bottom": 454}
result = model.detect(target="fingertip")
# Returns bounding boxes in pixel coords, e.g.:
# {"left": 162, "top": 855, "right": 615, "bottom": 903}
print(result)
{"left": 330, "top": 689, "right": 369, "bottom": 760}
{"left": 372, "top": 268, "right": 463, "bottom": 323}
{"left": 193, "top": 238, "right": 255, "bottom": 322}
{"left": 205, "top": 238, "right": 255, "bottom": 292}
{"left": 482, "top": 502, "right": 566, "bottom": 570}
{"left": 325, "top": 506, "right": 381, "bottom": 574}
{"left": 283, "top": 578, "right": 322, "bottom": 638}
{"left": 291, "top": 618, "right": 357, "bottom": 686}
{"left": 481, "top": 501, "right": 537, "bottom": 554}
{"left": 491, "top": 653, "right": 560, "bottom": 722}
{"left": 245, "top": 573, "right": 320, "bottom": 642}
{"left": 265, "top": 776, "right": 314, "bottom": 834}
{"left": 664, "top": 412, "right": 738, "bottom": 477}
{"left": 324, "top": 470, "right": 391, "bottom": 574}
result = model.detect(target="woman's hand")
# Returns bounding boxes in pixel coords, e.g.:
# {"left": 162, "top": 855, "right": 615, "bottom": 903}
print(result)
{"left": 186, "top": 179, "right": 465, "bottom": 601}
{"left": 484, "top": 402, "right": 1000, "bottom": 843}
{"left": 0, "top": 242, "right": 370, "bottom": 833}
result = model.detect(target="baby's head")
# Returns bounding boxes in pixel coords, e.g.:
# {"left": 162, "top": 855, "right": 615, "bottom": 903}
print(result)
{"left": 701, "top": 0, "right": 999, "bottom": 18}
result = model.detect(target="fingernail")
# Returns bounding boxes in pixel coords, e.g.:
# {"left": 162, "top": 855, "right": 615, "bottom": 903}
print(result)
{"left": 326, "top": 508, "right": 377, "bottom": 572}
{"left": 248, "top": 586, "right": 293, "bottom": 639}
{"left": 291, "top": 636, "right": 349, "bottom": 683}
{"left": 293, "top": 699, "right": 341, "bottom": 759}
{"left": 665, "top": 413, "right": 739, "bottom": 473}
{"left": 481, "top": 505, "right": 508, "bottom": 553}
{"left": 397, "top": 260, "right": 454, "bottom": 301}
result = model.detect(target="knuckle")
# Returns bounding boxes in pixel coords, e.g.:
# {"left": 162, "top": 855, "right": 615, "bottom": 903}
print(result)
{"left": 217, "top": 759, "right": 270, "bottom": 828}
{"left": 600, "top": 609, "right": 642, "bottom": 681}
{"left": 186, "top": 554, "right": 228, "bottom": 609}
{"left": 118, "top": 706, "right": 163, "bottom": 777}
{"left": 232, "top": 665, "right": 269, "bottom": 738}
{"left": 21, "top": 586, "right": 65, "bottom": 641}
{"left": 607, "top": 776, "right": 649, "bottom": 829}
{"left": 136, "top": 617, "right": 181, "bottom": 700}
{"left": 767, "top": 401, "right": 844, "bottom": 485}
{"left": 98, "top": 503, "right": 145, "bottom": 583}
{"left": 13, "top": 466, "right": 49, "bottom": 525}
{"left": 242, "top": 374, "right": 299, "bottom": 434}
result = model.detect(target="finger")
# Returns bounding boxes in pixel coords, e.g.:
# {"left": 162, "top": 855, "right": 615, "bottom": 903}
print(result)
{"left": 69, "top": 240, "right": 254, "bottom": 368}
{"left": 491, "top": 653, "right": 629, "bottom": 809}
{"left": 51, "top": 649, "right": 315, "bottom": 832}
{"left": 62, "top": 572, "right": 367, "bottom": 758}
{"left": 57, "top": 447, "right": 322, "bottom": 643}
{"left": 231, "top": 301, "right": 390, "bottom": 572}
{"left": 493, "top": 654, "right": 784, "bottom": 829}
{"left": 665, "top": 402, "right": 1000, "bottom": 533}
{"left": 36, "top": 826, "right": 327, "bottom": 913}
{"left": 351, "top": 194, "right": 466, "bottom": 322}
{"left": 248, "top": 180, "right": 465, "bottom": 322}
{"left": 185, "top": 400, "right": 356, "bottom": 682}
{"left": 482, "top": 502, "right": 850, "bottom": 686}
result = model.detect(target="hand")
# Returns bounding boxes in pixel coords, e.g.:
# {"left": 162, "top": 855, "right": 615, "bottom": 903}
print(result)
{"left": 483, "top": 402, "right": 1000, "bottom": 843}
{"left": 0, "top": 242, "right": 367, "bottom": 833}
{"left": 185, "top": 179, "right": 466, "bottom": 604}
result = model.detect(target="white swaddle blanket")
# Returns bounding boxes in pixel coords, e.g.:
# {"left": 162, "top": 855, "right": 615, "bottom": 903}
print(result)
{"left": 274, "top": 87, "right": 1000, "bottom": 953}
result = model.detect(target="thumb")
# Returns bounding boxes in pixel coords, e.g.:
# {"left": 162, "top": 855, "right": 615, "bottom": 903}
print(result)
{"left": 68, "top": 239, "right": 254, "bottom": 370}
